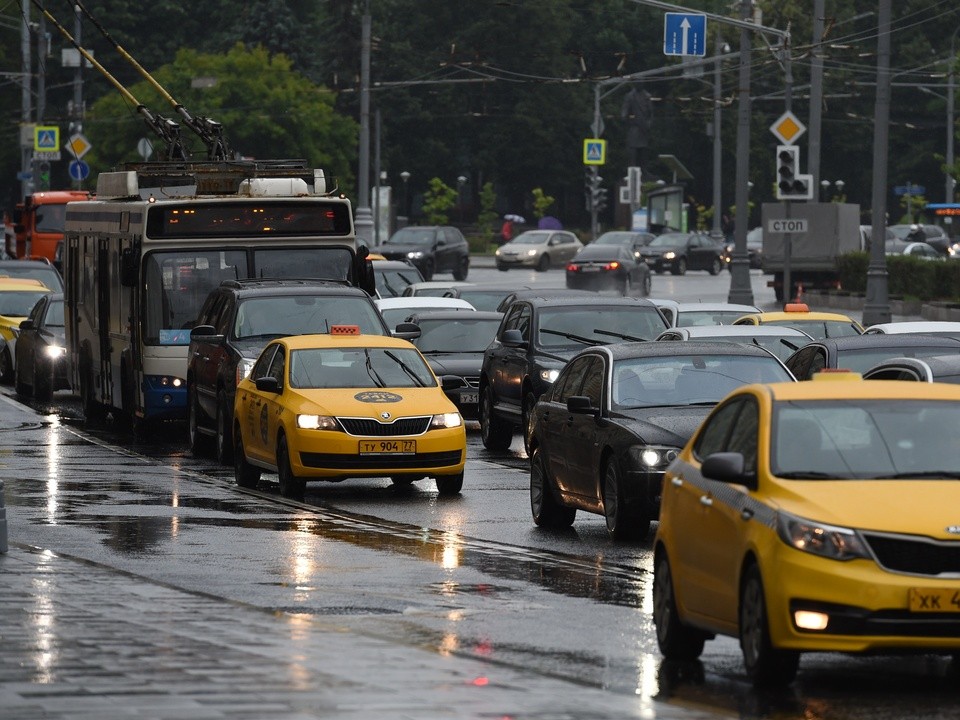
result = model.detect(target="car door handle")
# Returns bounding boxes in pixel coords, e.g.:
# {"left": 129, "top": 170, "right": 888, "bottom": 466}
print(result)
{"left": 741, "top": 508, "right": 754, "bottom": 521}
{"left": 699, "top": 495, "right": 713, "bottom": 507}
{"left": 671, "top": 477, "right": 683, "bottom": 487}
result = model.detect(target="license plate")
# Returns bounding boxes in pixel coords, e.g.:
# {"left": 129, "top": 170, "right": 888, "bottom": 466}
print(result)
{"left": 359, "top": 439, "right": 416, "bottom": 455}
{"left": 459, "top": 392, "right": 478, "bottom": 406}
{"left": 581, "top": 266, "right": 600, "bottom": 272}
{"left": 908, "top": 588, "right": 960, "bottom": 613}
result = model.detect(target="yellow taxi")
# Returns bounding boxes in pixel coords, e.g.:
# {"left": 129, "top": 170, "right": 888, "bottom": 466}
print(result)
{"left": 0, "top": 278, "right": 51, "bottom": 383}
{"left": 733, "top": 302, "right": 863, "bottom": 340}
{"left": 232, "top": 327, "right": 466, "bottom": 500}
{"left": 653, "top": 372, "right": 960, "bottom": 686}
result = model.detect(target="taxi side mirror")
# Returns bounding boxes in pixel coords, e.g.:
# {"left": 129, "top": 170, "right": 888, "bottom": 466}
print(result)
{"left": 701, "top": 452, "right": 757, "bottom": 490}
{"left": 255, "top": 376, "right": 280, "bottom": 393}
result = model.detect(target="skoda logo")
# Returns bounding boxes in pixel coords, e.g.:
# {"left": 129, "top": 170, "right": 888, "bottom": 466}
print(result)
{"left": 354, "top": 391, "right": 402, "bottom": 403}
{"left": 947, "top": 525, "right": 960, "bottom": 535}
{"left": 380, "top": 412, "right": 392, "bottom": 420}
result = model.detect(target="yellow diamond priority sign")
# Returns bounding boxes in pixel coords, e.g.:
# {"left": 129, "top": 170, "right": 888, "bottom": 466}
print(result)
{"left": 67, "top": 133, "right": 92, "bottom": 160}
{"left": 770, "top": 110, "right": 806, "bottom": 145}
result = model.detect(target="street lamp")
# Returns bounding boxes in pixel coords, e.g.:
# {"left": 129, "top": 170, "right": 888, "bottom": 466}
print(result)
{"left": 820, "top": 179, "right": 845, "bottom": 202}
{"left": 456, "top": 175, "right": 467, "bottom": 225}
{"left": 399, "top": 170, "right": 410, "bottom": 221}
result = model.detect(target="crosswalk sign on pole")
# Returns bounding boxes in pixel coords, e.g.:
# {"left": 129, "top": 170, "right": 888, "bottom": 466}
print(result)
{"left": 583, "top": 138, "right": 607, "bottom": 165}
{"left": 34, "top": 126, "right": 60, "bottom": 152}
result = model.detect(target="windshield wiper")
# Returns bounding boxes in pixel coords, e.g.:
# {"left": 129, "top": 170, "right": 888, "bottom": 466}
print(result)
{"left": 874, "top": 471, "right": 960, "bottom": 479}
{"left": 594, "top": 329, "right": 647, "bottom": 342}
{"left": 363, "top": 349, "right": 386, "bottom": 388}
{"left": 775, "top": 471, "right": 837, "bottom": 479}
{"left": 384, "top": 350, "right": 427, "bottom": 386}
{"left": 540, "top": 329, "right": 600, "bottom": 345}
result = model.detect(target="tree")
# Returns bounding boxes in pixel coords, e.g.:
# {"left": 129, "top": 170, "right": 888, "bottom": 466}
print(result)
{"left": 82, "top": 45, "right": 358, "bottom": 192}
{"left": 477, "top": 182, "right": 499, "bottom": 246}
{"left": 420, "top": 177, "right": 457, "bottom": 224}
{"left": 531, "top": 188, "right": 555, "bottom": 220}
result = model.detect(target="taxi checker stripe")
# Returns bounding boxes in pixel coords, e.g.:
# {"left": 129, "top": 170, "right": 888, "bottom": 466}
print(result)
{"left": 672, "top": 457, "right": 779, "bottom": 530}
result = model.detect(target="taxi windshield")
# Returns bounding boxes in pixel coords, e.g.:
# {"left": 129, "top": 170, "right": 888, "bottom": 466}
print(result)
{"left": 764, "top": 318, "right": 861, "bottom": 340}
{"left": 772, "top": 399, "right": 960, "bottom": 479}
{"left": 289, "top": 347, "right": 435, "bottom": 389}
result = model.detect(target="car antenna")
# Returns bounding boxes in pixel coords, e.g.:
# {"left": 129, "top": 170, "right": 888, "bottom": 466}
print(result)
{"left": 31, "top": 0, "right": 188, "bottom": 160}
{"left": 70, "top": 0, "right": 230, "bottom": 160}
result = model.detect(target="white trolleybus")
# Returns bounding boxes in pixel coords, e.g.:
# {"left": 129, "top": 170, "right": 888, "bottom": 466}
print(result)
{"left": 64, "top": 160, "right": 375, "bottom": 431}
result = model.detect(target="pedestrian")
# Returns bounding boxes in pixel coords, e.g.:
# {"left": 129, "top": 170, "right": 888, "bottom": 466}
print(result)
{"left": 907, "top": 224, "right": 925, "bottom": 244}
{"left": 500, "top": 218, "right": 514, "bottom": 245}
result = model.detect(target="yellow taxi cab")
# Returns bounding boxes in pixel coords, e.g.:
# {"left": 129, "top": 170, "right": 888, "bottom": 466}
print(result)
{"left": 732, "top": 302, "right": 863, "bottom": 340}
{"left": 653, "top": 372, "right": 960, "bottom": 686}
{"left": 232, "top": 326, "right": 466, "bottom": 500}
{"left": 0, "top": 278, "right": 51, "bottom": 383}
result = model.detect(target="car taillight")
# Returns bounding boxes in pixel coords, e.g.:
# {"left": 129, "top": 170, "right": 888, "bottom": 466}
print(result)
{"left": 605, "top": 261, "right": 620, "bottom": 270}
{"left": 566, "top": 263, "right": 578, "bottom": 272}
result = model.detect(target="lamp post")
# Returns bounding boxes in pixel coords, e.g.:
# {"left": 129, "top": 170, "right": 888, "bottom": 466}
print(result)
{"left": 399, "top": 171, "right": 410, "bottom": 223}
{"left": 709, "top": 31, "right": 730, "bottom": 242}
{"left": 456, "top": 175, "right": 467, "bottom": 226}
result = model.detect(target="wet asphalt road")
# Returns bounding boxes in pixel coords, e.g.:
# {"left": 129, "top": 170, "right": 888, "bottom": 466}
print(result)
{"left": 4, "top": 267, "right": 959, "bottom": 718}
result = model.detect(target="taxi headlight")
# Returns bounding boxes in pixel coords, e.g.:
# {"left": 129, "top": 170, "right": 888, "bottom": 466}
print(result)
{"left": 776, "top": 512, "right": 870, "bottom": 561}
{"left": 431, "top": 412, "right": 462, "bottom": 428}
{"left": 297, "top": 414, "right": 338, "bottom": 430}
{"left": 236, "top": 358, "right": 256, "bottom": 384}
{"left": 44, "top": 344, "right": 66, "bottom": 359}
{"left": 539, "top": 368, "right": 560, "bottom": 383}
{"left": 664, "top": 251, "right": 676, "bottom": 260}
{"left": 629, "top": 445, "right": 681, "bottom": 470}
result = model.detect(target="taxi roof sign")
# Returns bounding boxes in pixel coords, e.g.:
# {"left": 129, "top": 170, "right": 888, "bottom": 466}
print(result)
{"left": 770, "top": 111, "right": 806, "bottom": 145}
{"left": 329, "top": 324, "right": 361, "bottom": 335}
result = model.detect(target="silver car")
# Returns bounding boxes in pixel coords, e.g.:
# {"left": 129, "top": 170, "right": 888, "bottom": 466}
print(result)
{"left": 495, "top": 230, "right": 583, "bottom": 272}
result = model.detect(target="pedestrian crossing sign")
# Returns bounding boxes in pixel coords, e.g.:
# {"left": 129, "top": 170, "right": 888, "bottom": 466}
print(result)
{"left": 583, "top": 138, "right": 606, "bottom": 165}
{"left": 34, "top": 125, "right": 60, "bottom": 152}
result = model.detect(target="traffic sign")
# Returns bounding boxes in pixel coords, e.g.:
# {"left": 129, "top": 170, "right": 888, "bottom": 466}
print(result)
{"left": 663, "top": 13, "right": 707, "bottom": 57}
{"left": 34, "top": 125, "right": 60, "bottom": 152}
{"left": 67, "top": 133, "right": 92, "bottom": 159}
{"left": 69, "top": 160, "right": 90, "bottom": 182}
{"left": 894, "top": 184, "right": 925, "bottom": 196}
{"left": 770, "top": 111, "right": 806, "bottom": 145}
{"left": 137, "top": 137, "right": 154, "bottom": 160}
{"left": 767, "top": 218, "right": 808, "bottom": 234}
{"left": 583, "top": 138, "right": 606, "bottom": 165}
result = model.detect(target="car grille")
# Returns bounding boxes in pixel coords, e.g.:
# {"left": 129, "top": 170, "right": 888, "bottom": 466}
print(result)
{"left": 464, "top": 376, "right": 480, "bottom": 388}
{"left": 863, "top": 532, "right": 960, "bottom": 576}
{"left": 301, "top": 449, "right": 463, "bottom": 470}
{"left": 337, "top": 416, "right": 431, "bottom": 437}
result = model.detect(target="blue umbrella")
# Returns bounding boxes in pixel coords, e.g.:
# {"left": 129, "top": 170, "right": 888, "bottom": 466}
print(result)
{"left": 538, "top": 215, "right": 562, "bottom": 230}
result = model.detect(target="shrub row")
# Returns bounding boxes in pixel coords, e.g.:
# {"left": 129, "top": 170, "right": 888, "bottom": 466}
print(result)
{"left": 837, "top": 252, "right": 960, "bottom": 301}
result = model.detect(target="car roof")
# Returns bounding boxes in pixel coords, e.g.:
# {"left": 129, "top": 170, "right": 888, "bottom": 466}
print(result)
{"left": 675, "top": 303, "right": 761, "bottom": 313}
{"left": 735, "top": 310, "right": 858, "bottom": 323}
{"left": 404, "top": 310, "right": 503, "bottom": 323}
{"left": 518, "top": 295, "right": 659, "bottom": 310}
{"left": 215, "top": 278, "right": 365, "bottom": 297}
{"left": 763, "top": 375, "right": 960, "bottom": 402}
{"left": 375, "top": 296, "right": 475, "bottom": 310}
{"left": 278, "top": 332, "right": 418, "bottom": 351}
{"left": 808, "top": 334, "right": 960, "bottom": 351}
{"left": 604, "top": 340, "right": 780, "bottom": 361}
{"left": 372, "top": 259, "right": 420, "bottom": 269}
{"left": 663, "top": 325, "right": 813, "bottom": 339}
{"left": 864, "top": 321, "right": 960, "bottom": 334}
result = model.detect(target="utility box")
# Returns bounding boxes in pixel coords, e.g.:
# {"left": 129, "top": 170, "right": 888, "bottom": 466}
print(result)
{"left": 761, "top": 202, "right": 861, "bottom": 301}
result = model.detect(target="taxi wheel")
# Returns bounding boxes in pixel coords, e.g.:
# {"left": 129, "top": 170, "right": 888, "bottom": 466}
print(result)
{"left": 739, "top": 564, "right": 799, "bottom": 686}
{"left": 0, "top": 347, "right": 13, "bottom": 384}
{"left": 530, "top": 448, "right": 575, "bottom": 529}
{"left": 603, "top": 459, "right": 649, "bottom": 541}
{"left": 521, "top": 392, "right": 537, "bottom": 455}
{"left": 480, "top": 386, "right": 512, "bottom": 451}
{"left": 233, "top": 424, "right": 261, "bottom": 489}
{"left": 653, "top": 552, "right": 707, "bottom": 660}
{"left": 188, "top": 387, "right": 211, "bottom": 456}
{"left": 215, "top": 392, "right": 234, "bottom": 465}
{"left": 277, "top": 435, "right": 306, "bottom": 501}
{"left": 435, "top": 472, "right": 463, "bottom": 496}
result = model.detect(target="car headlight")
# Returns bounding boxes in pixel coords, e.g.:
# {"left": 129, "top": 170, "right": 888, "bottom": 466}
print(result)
{"left": 776, "top": 512, "right": 870, "bottom": 561}
{"left": 44, "top": 344, "right": 66, "bottom": 359}
{"left": 430, "top": 412, "right": 463, "bottom": 428}
{"left": 236, "top": 358, "right": 256, "bottom": 384}
{"left": 539, "top": 368, "right": 560, "bottom": 383}
{"left": 629, "top": 445, "right": 681, "bottom": 470}
{"left": 297, "top": 414, "right": 338, "bottom": 430}
{"left": 527, "top": 249, "right": 538, "bottom": 257}
{"left": 664, "top": 251, "right": 676, "bottom": 260}
{"left": 407, "top": 251, "right": 424, "bottom": 259}
{"left": 495, "top": 249, "right": 502, "bottom": 257}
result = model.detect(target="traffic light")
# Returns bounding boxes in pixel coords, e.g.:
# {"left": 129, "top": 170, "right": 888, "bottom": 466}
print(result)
{"left": 776, "top": 144, "right": 813, "bottom": 200}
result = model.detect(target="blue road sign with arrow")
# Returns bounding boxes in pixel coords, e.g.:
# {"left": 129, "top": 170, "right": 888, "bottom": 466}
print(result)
{"left": 663, "top": 12, "right": 707, "bottom": 57}
{"left": 69, "top": 160, "right": 90, "bottom": 182}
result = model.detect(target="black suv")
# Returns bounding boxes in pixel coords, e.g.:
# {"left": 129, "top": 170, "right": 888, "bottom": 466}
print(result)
{"left": 187, "top": 278, "right": 391, "bottom": 463}
{"left": 478, "top": 295, "right": 669, "bottom": 452}
{"left": 374, "top": 226, "right": 470, "bottom": 281}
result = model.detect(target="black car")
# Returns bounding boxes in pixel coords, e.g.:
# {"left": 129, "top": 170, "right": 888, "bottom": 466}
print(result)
{"left": 592, "top": 230, "right": 656, "bottom": 260}
{"left": 0, "top": 258, "right": 64, "bottom": 292}
{"left": 187, "top": 278, "right": 391, "bottom": 464}
{"left": 372, "top": 259, "right": 425, "bottom": 298}
{"left": 478, "top": 295, "right": 670, "bottom": 452}
{"left": 565, "top": 243, "right": 652, "bottom": 296}
{"left": 445, "top": 283, "right": 532, "bottom": 312}
{"left": 527, "top": 342, "right": 795, "bottom": 540}
{"left": 374, "top": 226, "right": 470, "bottom": 281}
{"left": 406, "top": 310, "right": 503, "bottom": 420}
{"left": 784, "top": 334, "right": 960, "bottom": 380}
{"left": 640, "top": 232, "right": 726, "bottom": 275}
{"left": 14, "top": 292, "right": 69, "bottom": 401}
{"left": 494, "top": 287, "right": 596, "bottom": 314}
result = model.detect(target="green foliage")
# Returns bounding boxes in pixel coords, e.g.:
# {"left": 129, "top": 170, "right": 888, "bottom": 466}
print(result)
{"left": 837, "top": 251, "right": 960, "bottom": 301}
{"left": 83, "top": 45, "right": 357, "bottom": 192}
{"left": 421, "top": 177, "right": 457, "bottom": 224}
{"left": 531, "top": 188, "right": 555, "bottom": 219}
{"left": 477, "top": 181, "right": 499, "bottom": 237}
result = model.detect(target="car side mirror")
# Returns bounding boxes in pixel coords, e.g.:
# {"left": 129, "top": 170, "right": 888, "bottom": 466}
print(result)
{"left": 501, "top": 328, "right": 526, "bottom": 347}
{"left": 189, "top": 325, "right": 224, "bottom": 344}
{"left": 19, "top": 319, "right": 34, "bottom": 331}
{"left": 701, "top": 452, "right": 757, "bottom": 489}
{"left": 255, "top": 376, "right": 280, "bottom": 393}
{"left": 567, "top": 395, "right": 598, "bottom": 415}
{"left": 392, "top": 322, "right": 421, "bottom": 340}
{"left": 440, "top": 375, "right": 463, "bottom": 391}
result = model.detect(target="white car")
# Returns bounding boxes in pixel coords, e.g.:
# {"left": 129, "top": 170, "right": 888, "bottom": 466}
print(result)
{"left": 375, "top": 296, "right": 476, "bottom": 329}
{"left": 862, "top": 320, "right": 960, "bottom": 338}
{"left": 673, "top": 302, "right": 761, "bottom": 327}
{"left": 655, "top": 324, "right": 814, "bottom": 362}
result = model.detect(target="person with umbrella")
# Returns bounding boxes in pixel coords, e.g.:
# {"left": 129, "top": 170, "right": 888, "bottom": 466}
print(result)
{"left": 500, "top": 214, "right": 524, "bottom": 244}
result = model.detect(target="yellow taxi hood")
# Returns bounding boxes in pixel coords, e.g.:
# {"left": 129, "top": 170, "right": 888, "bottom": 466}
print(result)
{"left": 768, "top": 480, "right": 960, "bottom": 540}
{"left": 289, "top": 385, "right": 457, "bottom": 417}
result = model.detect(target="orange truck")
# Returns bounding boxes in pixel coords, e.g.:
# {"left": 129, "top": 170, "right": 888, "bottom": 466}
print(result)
{"left": 8, "top": 190, "right": 92, "bottom": 265}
